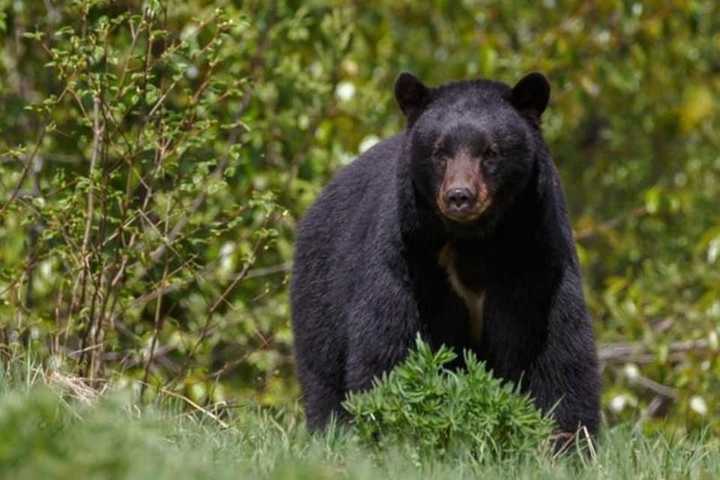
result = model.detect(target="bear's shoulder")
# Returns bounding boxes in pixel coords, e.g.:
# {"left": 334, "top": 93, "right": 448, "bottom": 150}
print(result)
{"left": 305, "top": 135, "right": 403, "bottom": 211}
{"left": 336, "top": 134, "right": 404, "bottom": 183}
{"left": 296, "top": 134, "right": 404, "bottom": 244}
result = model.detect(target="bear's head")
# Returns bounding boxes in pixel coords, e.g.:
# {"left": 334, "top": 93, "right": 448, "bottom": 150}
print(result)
{"left": 395, "top": 72, "right": 550, "bottom": 237}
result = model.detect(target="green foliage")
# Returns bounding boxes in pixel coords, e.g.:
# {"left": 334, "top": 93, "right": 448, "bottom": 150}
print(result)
{"left": 1, "top": 0, "right": 297, "bottom": 404}
{"left": 344, "top": 337, "right": 554, "bottom": 460}
{"left": 0, "top": 387, "right": 251, "bottom": 480}
{"left": 1, "top": 0, "right": 719, "bottom": 436}
{"left": 0, "top": 372, "right": 718, "bottom": 480}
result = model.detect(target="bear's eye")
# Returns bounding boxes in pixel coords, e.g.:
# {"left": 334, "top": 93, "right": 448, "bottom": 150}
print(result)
{"left": 435, "top": 155, "right": 448, "bottom": 172}
{"left": 483, "top": 146, "right": 499, "bottom": 171}
{"left": 433, "top": 146, "right": 450, "bottom": 170}
{"left": 434, "top": 144, "right": 451, "bottom": 158}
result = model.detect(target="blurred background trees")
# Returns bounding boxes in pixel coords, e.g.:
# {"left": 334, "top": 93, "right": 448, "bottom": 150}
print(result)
{"left": 1, "top": 0, "right": 718, "bottom": 434}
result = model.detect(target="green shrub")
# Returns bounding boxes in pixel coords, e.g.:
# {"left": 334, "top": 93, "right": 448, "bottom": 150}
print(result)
{"left": 343, "top": 337, "right": 554, "bottom": 461}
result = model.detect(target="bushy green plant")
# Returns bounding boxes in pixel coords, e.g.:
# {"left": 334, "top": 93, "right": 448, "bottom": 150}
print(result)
{"left": 343, "top": 337, "right": 554, "bottom": 460}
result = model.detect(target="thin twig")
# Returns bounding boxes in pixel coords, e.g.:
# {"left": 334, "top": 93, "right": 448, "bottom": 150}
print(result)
{"left": 630, "top": 373, "right": 678, "bottom": 400}
{"left": 77, "top": 96, "right": 103, "bottom": 377}
{"left": 153, "top": 384, "right": 231, "bottom": 429}
{"left": 0, "top": 127, "right": 46, "bottom": 216}
{"left": 598, "top": 338, "right": 713, "bottom": 364}
{"left": 574, "top": 207, "right": 648, "bottom": 241}
{"left": 141, "top": 263, "right": 169, "bottom": 400}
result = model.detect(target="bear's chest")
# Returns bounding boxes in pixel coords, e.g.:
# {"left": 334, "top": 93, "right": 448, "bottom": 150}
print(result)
{"left": 437, "top": 244, "right": 487, "bottom": 341}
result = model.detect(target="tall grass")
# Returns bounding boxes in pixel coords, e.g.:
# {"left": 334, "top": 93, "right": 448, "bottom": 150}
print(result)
{"left": 1, "top": 358, "right": 718, "bottom": 480}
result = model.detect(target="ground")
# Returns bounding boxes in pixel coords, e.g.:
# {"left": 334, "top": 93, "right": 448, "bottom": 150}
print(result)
{"left": 1, "top": 366, "right": 718, "bottom": 480}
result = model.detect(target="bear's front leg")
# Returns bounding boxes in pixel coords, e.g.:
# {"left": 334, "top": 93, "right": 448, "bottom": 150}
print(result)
{"left": 527, "top": 268, "right": 601, "bottom": 442}
{"left": 343, "top": 280, "right": 422, "bottom": 394}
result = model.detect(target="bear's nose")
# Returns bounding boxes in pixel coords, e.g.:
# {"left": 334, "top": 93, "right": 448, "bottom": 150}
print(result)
{"left": 445, "top": 188, "right": 476, "bottom": 212}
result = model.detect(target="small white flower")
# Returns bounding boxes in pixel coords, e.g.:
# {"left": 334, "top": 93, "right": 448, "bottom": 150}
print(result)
{"left": 610, "top": 395, "right": 628, "bottom": 413}
{"left": 40, "top": 260, "right": 53, "bottom": 278}
{"left": 359, "top": 135, "right": 380, "bottom": 153}
{"left": 708, "top": 238, "right": 720, "bottom": 263}
{"left": 596, "top": 31, "right": 611, "bottom": 45}
{"left": 186, "top": 65, "right": 199, "bottom": 79}
{"left": 219, "top": 242, "right": 235, "bottom": 257}
{"left": 219, "top": 242, "right": 235, "bottom": 274}
{"left": 709, "top": 330, "right": 719, "bottom": 349}
{"left": 181, "top": 25, "right": 198, "bottom": 41}
{"left": 623, "top": 363, "right": 640, "bottom": 381}
{"left": 335, "top": 81, "right": 356, "bottom": 102}
{"left": 689, "top": 396, "right": 708, "bottom": 416}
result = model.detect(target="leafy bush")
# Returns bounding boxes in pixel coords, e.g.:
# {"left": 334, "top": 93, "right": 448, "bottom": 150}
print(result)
{"left": 343, "top": 337, "right": 554, "bottom": 460}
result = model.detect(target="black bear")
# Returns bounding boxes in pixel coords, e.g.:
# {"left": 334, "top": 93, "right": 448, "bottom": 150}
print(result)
{"left": 290, "top": 72, "right": 601, "bottom": 439}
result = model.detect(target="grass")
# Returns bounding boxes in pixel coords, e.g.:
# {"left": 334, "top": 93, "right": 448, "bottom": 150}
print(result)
{"left": 0, "top": 362, "right": 718, "bottom": 479}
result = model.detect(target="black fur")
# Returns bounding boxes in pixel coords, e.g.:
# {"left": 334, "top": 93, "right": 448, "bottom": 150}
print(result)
{"left": 290, "top": 73, "right": 601, "bottom": 436}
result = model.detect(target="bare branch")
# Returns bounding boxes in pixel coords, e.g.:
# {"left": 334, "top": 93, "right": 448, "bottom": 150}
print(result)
{"left": 598, "top": 339, "right": 713, "bottom": 364}
{"left": 0, "top": 127, "right": 46, "bottom": 216}
{"left": 574, "top": 207, "right": 648, "bottom": 241}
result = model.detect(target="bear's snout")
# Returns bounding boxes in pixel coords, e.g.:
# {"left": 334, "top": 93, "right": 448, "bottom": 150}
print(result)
{"left": 437, "top": 152, "right": 489, "bottom": 222}
{"left": 445, "top": 188, "right": 476, "bottom": 214}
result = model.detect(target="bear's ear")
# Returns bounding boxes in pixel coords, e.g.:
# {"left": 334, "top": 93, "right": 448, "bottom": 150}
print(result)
{"left": 394, "top": 72, "right": 431, "bottom": 123}
{"left": 507, "top": 72, "right": 550, "bottom": 122}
